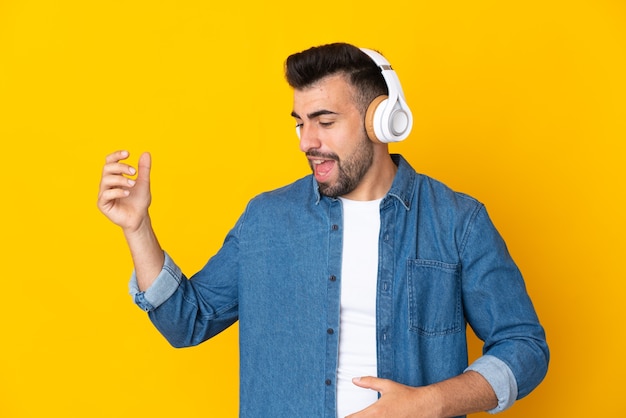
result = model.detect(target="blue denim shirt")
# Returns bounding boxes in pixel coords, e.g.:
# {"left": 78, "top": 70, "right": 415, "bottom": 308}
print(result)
{"left": 130, "top": 154, "right": 548, "bottom": 417}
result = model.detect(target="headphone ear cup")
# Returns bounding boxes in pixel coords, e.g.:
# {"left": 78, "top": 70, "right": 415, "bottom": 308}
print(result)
{"left": 365, "top": 95, "right": 388, "bottom": 143}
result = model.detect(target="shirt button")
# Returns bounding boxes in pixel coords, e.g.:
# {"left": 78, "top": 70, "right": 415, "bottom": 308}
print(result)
{"left": 325, "top": 379, "right": 332, "bottom": 386}
{"left": 331, "top": 224, "right": 339, "bottom": 231}
{"left": 327, "top": 328, "right": 334, "bottom": 335}
{"left": 329, "top": 275, "right": 336, "bottom": 282}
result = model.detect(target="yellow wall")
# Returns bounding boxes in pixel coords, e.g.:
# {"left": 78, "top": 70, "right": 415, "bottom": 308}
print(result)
{"left": 1, "top": 0, "right": 624, "bottom": 416}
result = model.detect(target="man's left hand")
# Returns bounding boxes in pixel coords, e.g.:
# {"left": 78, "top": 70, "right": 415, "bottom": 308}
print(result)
{"left": 345, "top": 376, "right": 442, "bottom": 418}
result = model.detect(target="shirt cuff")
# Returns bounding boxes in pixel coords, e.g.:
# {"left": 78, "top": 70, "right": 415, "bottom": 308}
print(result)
{"left": 128, "top": 251, "right": 182, "bottom": 312}
{"left": 465, "top": 355, "right": 518, "bottom": 413}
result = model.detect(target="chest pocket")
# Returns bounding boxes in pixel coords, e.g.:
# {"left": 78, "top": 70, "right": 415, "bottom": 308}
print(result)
{"left": 407, "top": 259, "right": 463, "bottom": 336}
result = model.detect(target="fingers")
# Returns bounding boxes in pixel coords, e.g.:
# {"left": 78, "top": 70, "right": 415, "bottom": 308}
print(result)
{"left": 97, "top": 150, "right": 153, "bottom": 231}
{"left": 100, "top": 151, "right": 135, "bottom": 193}
{"left": 352, "top": 376, "right": 387, "bottom": 393}
{"left": 102, "top": 150, "right": 136, "bottom": 177}
{"left": 136, "top": 152, "right": 151, "bottom": 184}
{"left": 98, "top": 150, "right": 145, "bottom": 209}
{"left": 104, "top": 149, "right": 130, "bottom": 164}
{"left": 99, "top": 169, "right": 136, "bottom": 190}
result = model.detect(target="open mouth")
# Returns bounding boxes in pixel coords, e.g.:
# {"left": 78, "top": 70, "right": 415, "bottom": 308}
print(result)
{"left": 310, "top": 158, "right": 336, "bottom": 181}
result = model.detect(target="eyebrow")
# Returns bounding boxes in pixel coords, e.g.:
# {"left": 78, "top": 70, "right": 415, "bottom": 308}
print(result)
{"left": 290, "top": 109, "right": 339, "bottom": 120}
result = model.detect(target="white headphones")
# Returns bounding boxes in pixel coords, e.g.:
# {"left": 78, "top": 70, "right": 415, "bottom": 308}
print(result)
{"left": 360, "top": 48, "right": 413, "bottom": 143}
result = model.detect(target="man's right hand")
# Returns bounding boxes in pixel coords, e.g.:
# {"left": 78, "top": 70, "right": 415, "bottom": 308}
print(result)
{"left": 97, "top": 150, "right": 152, "bottom": 233}
{"left": 98, "top": 150, "right": 164, "bottom": 291}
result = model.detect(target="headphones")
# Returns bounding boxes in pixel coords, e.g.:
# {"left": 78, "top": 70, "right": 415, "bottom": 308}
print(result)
{"left": 360, "top": 48, "right": 413, "bottom": 143}
{"left": 294, "top": 47, "right": 413, "bottom": 143}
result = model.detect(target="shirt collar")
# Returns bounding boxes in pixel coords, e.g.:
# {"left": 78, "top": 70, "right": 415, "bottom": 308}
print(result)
{"left": 385, "top": 154, "right": 415, "bottom": 211}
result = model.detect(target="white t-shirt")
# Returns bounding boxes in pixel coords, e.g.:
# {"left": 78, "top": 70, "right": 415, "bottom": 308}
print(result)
{"left": 336, "top": 197, "right": 381, "bottom": 417}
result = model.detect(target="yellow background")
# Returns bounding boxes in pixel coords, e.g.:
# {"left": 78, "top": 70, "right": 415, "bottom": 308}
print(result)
{"left": 1, "top": 0, "right": 624, "bottom": 416}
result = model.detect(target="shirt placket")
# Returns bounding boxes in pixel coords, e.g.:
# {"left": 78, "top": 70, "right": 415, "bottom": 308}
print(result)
{"left": 376, "top": 198, "right": 396, "bottom": 379}
{"left": 324, "top": 198, "right": 343, "bottom": 417}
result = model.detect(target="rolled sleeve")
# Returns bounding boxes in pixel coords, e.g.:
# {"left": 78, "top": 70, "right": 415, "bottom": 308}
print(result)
{"left": 465, "top": 355, "right": 518, "bottom": 413}
{"left": 128, "top": 251, "right": 183, "bottom": 312}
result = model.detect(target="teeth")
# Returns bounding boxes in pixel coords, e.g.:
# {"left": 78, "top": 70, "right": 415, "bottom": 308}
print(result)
{"left": 312, "top": 160, "right": 324, "bottom": 165}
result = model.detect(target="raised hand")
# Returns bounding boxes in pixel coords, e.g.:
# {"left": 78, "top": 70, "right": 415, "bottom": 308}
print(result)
{"left": 97, "top": 150, "right": 152, "bottom": 233}
{"left": 98, "top": 150, "right": 164, "bottom": 290}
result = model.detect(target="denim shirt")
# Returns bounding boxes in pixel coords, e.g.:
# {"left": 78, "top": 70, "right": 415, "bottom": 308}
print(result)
{"left": 130, "top": 154, "right": 549, "bottom": 418}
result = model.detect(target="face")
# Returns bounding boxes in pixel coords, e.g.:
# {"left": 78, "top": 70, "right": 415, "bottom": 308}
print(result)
{"left": 291, "top": 74, "right": 374, "bottom": 198}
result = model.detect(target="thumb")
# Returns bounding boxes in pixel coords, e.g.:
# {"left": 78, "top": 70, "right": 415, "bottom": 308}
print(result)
{"left": 136, "top": 152, "right": 152, "bottom": 184}
{"left": 352, "top": 376, "right": 386, "bottom": 392}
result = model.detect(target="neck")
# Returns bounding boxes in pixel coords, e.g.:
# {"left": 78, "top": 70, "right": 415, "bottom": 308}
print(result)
{"left": 342, "top": 152, "right": 397, "bottom": 201}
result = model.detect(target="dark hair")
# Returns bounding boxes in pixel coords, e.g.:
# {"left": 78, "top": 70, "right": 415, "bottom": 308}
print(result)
{"left": 285, "top": 42, "right": 388, "bottom": 115}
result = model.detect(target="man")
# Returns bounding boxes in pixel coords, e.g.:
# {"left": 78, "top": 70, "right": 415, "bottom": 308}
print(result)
{"left": 98, "top": 43, "right": 548, "bottom": 417}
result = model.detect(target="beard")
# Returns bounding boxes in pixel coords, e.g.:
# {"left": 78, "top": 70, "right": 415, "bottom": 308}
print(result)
{"left": 308, "top": 133, "right": 374, "bottom": 198}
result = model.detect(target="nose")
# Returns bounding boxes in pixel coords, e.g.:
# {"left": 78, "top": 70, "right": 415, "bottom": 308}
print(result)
{"left": 298, "top": 124, "right": 321, "bottom": 153}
